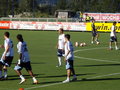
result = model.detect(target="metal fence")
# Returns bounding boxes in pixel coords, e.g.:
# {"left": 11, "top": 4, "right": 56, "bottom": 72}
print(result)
{"left": 0, "top": 17, "right": 76, "bottom": 22}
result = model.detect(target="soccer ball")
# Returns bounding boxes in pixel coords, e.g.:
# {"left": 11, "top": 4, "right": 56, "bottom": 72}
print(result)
{"left": 75, "top": 42, "right": 79, "bottom": 47}
{"left": 96, "top": 42, "right": 100, "bottom": 45}
{"left": 83, "top": 42, "right": 86, "bottom": 46}
{"left": 80, "top": 43, "right": 84, "bottom": 47}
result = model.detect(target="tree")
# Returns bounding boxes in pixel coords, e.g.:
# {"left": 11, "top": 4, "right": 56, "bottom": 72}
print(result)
{"left": 56, "top": 0, "right": 67, "bottom": 10}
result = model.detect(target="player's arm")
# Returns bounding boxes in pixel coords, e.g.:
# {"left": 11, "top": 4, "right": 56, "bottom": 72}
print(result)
{"left": 3, "top": 42, "right": 10, "bottom": 60}
{"left": 19, "top": 53, "right": 22, "bottom": 60}
{"left": 17, "top": 43, "right": 22, "bottom": 65}
{"left": 65, "top": 43, "right": 71, "bottom": 60}
{"left": 4, "top": 44, "right": 9, "bottom": 54}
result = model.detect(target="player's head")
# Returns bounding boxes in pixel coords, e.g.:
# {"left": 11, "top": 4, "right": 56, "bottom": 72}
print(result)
{"left": 113, "top": 21, "right": 116, "bottom": 25}
{"left": 58, "top": 28, "right": 64, "bottom": 34}
{"left": 17, "top": 34, "right": 24, "bottom": 42}
{"left": 65, "top": 34, "right": 70, "bottom": 41}
{"left": 4, "top": 32, "right": 10, "bottom": 39}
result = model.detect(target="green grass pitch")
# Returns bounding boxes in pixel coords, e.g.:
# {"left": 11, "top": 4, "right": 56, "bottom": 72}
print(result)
{"left": 0, "top": 30, "right": 120, "bottom": 90}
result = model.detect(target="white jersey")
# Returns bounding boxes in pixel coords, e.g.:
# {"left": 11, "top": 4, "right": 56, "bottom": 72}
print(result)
{"left": 17, "top": 41, "right": 30, "bottom": 62}
{"left": 65, "top": 41, "right": 74, "bottom": 60}
{"left": 58, "top": 34, "right": 65, "bottom": 49}
{"left": 110, "top": 25, "right": 116, "bottom": 37}
{"left": 2, "top": 38, "right": 14, "bottom": 58}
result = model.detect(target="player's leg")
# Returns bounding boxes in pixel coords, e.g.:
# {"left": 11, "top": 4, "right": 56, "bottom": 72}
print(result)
{"left": 3, "top": 56, "right": 13, "bottom": 79}
{"left": 115, "top": 41, "right": 119, "bottom": 50}
{"left": 63, "top": 60, "right": 71, "bottom": 83}
{"left": 109, "top": 37, "right": 113, "bottom": 50}
{"left": 3, "top": 66, "right": 7, "bottom": 79}
{"left": 57, "top": 49, "right": 62, "bottom": 67}
{"left": 14, "top": 64, "right": 25, "bottom": 84}
{"left": 109, "top": 42, "right": 112, "bottom": 50}
{"left": 70, "top": 61, "right": 77, "bottom": 81}
{"left": 114, "top": 37, "right": 119, "bottom": 50}
{"left": 0, "top": 64, "right": 3, "bottom": 79}
{"left": 58, "top": 57, "right": 62, "bottom": 66}
{"left": 95, "top": 33, "right": 100, "bottom": 44}
{"left": 27, "top": 70, "right": 38, "bottom": 84}
{"left": 63, "top": 69, "right": 71, "bottom": 83}
{"left": 25, "top": 62, "right": 38, "bottom": 84}
{"left": 91, "top": 34, "right": 94, "bottom": 44}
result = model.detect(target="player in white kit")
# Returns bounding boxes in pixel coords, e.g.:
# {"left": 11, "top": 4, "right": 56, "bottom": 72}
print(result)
{"left": 63, "top": 34, "right": 77, "bottom": 83}
{"left": 56, "top": 28, "right": 65, "bottom": 67}
{"left": 14, "top": 34, "right": 38, "bottom": 84}
{"left": 109, "top": 22, "right": 119, "bottom": 50}
{"left": 0, "top": 32, "right": 14, "bottom": 80}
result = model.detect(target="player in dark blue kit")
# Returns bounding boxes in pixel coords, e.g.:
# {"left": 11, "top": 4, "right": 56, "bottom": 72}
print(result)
{"left": 91, "top": 20, "right": 100, "bottom": 44}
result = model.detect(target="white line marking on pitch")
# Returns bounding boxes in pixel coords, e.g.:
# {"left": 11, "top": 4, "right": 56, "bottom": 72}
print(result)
{"left": 25, "top": 82, "right": 63, "bottom": 90}
{"left": 74, "top": 47, "right": 120, "bottom": 63}
{"left": 87, "top": 72, "right": 120, "bottom": 79}
{"left": 24, "top": 72, "right": 120, "bottom": 90}
{"left": 74, "top": 47, "right": 107, "bottom": 53}
{"left": 74, "top": 56, "right": 120, "bottom": 63}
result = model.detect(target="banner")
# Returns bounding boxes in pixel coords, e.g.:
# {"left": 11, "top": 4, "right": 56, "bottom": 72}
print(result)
{"left": 0, "top": 21, "right": 120, "bottom": 32}
{"left": 9, "top": 21, "right": 87, "bottom": 31}
{"left": 84, "top": 13, "right": 120, "bottom": 21}
{"left": 0, "top": 21, "right": 10, "bottom": 29}
{"left": 86, "top": 23, "right": 120, "bottom": 32}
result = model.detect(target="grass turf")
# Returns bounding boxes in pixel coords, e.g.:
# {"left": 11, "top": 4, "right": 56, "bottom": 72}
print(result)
{"left": 0, "top": 30, "right": 120, "bottom": 90}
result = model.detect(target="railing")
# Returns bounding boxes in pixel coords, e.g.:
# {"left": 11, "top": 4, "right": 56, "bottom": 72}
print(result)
{"left": 0, "top": 17, "right": 76, "bottom": 22}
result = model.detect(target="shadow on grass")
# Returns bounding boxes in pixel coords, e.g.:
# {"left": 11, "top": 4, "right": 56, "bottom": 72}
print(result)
{"left": 76, "top": 64, "right": 120, "bottom": 67}
{"left": 6, "top": 74, "right": 43, "bottom": 81}
{"left": 40, "top": 73, "right": 95, "bottom": 78}
{"left": 40, "top": 81, "right": 62, "bottom": 85}
{"left": 8, "top": 74, "right": 43, "bottom": 78}
{"left": 12, "top": 62, "right": 46, "bottom": 65}
{"left": 76, "top": 78, "right": 120, "bottom": 82}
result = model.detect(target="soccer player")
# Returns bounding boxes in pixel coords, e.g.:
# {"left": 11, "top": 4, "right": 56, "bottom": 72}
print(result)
{"left": 63, "top": 34, "right": 77, "bottom": 83}
{"left": 14, "top": 34, "right": 38, "bottom": 84}
{"left": 56, "top": 28, "right": 65, "bottom": 67}
{"left": 0, "top": 32, "right": 14, "bottom": 79}
{"left": 91, "top": 20, "right": 99, "bottom": 44}
{"left": 109, "top": 22, "right": 119, "bottom": 50}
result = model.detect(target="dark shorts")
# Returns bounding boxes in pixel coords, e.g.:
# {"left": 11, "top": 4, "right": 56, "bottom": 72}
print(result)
{"left": 66, "top": 60, "right": 74, "bottom": 70}
{"left": 15, "top": 61, "right": 32, "bottom": 71}
{"left": 57, "top": 49, "right": 65, "bottom": 57}
{"left": 0, "top": 56, "right": 13, "bottom": 67}
{"left": 110, "top": 36, "right": 117, "bottom": 42}
{"left": 92, "top": 31, "right": 98, "bottom": 37}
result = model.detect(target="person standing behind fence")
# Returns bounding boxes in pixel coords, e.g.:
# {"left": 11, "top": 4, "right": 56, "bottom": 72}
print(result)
{"left": 79, "top": 12, "right": 83, "bottom": 22}
{"left": 85, "top": 14, "right": 91, "bottom": 22}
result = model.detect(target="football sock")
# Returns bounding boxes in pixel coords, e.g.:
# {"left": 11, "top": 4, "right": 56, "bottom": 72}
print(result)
{"left": 66, "top": 77, "right": 70, "bottom": 81}
{"left": 4, "top": 69, "right": 7, "bottom": 78}
{"left": 20, "top": 75, "right": 25, "bottom": 80}
{"left": 0, "top": 71, "right": 2, "bottom": 78}
{"left": 58, "top": 57, "right": 62, "bottom": 66}
{"left": 115, "top": 46, "right": 118, "bottom": 49}
{"left": 73, "top": 75, "right": 77, "bottom": 78}
{"left": 109, "top": 46, "right": 112, "bottom": 49}
{"left": 32, "top": 77, "right": 37, "bottom": 82}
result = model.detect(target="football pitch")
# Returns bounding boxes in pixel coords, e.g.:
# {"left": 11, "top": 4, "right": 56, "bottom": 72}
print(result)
{"left": 0, "top": 30, "right": 120, "bottom": 90}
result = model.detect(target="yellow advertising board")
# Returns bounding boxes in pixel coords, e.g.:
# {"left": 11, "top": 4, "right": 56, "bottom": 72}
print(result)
{"left": 86, "top": 23, "right": 120, "bottom": 32}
